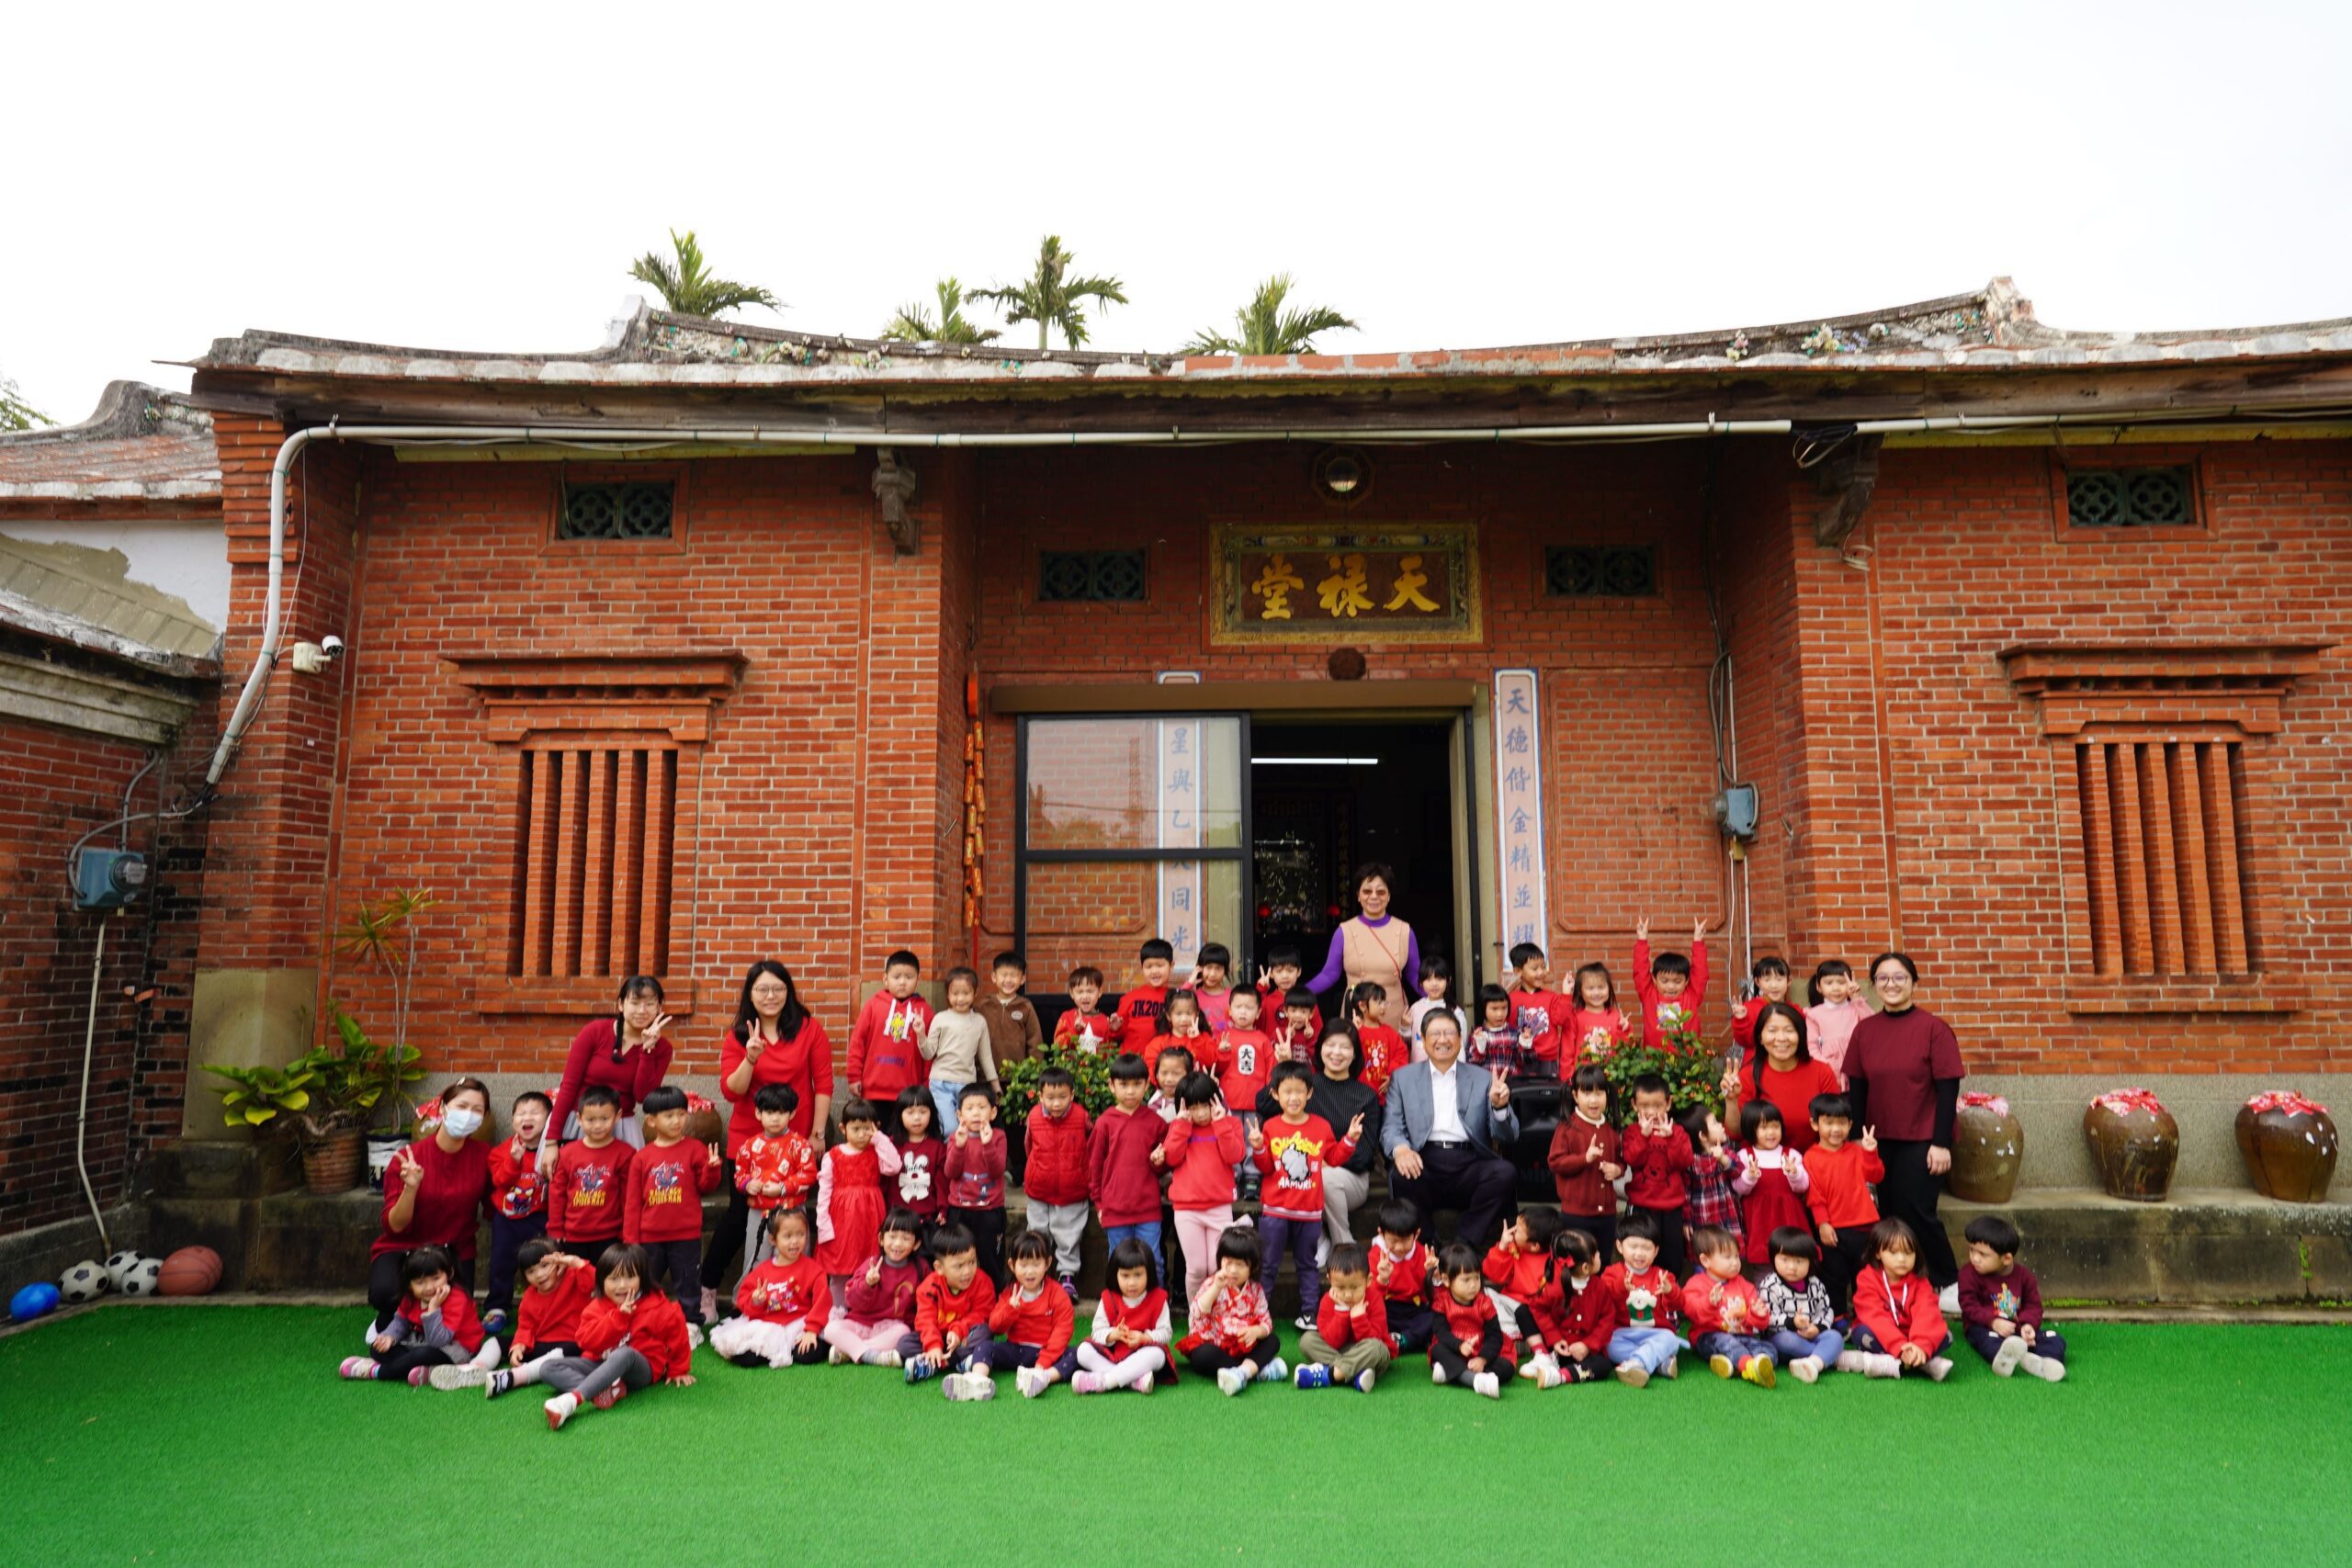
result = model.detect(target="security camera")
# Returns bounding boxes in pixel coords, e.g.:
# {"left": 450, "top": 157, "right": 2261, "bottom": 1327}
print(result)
{"left": 320, "top": 635, "right": 345, "bottom": 661}
{"left": 289, "top": 637, "right": 345, "bottom": 675}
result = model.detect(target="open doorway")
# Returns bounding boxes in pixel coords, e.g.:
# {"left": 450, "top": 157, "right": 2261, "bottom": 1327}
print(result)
{"left": 1250, "top": 718, "right": 1459, "bottom": 999}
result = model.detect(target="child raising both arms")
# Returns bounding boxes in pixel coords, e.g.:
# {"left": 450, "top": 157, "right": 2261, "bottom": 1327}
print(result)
{"left": 1632, "top": 916, "right": 1711, "bottom": 1044}
{"left": 1073, "top": 1237, "right": 1174, "bottom": 1394}
{"left": 710, "top": 1207, "right": 830, "bottom": 1369}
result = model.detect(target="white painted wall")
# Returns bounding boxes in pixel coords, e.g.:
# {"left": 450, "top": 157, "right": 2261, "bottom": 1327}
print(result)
{"left": 0, "top": 516, "right": 230, "bottom": 634}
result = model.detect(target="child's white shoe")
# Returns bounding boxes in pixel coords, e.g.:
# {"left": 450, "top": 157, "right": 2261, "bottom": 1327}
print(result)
{"left": 1353, "top": 1369, "right": 1378, "bottom": 1393}
{"left": 1216, "top": 1367, "right": 1248, "bottom": 1397}
{"left": 1257, "top": 1357, "right": 1287, "bottom": 1382}
{"left": 943, "top": 1370, "right": 995, "bottom": 1402}
{"left": 428, "top": 1363, "right": 489, "bottom": 1391}
{"left": 1789, "top": 1356, "right": 1823, "bottom": 1384}
{"left": 1430, "top": 1360, "right": 1447, "bottom": 1384}
{"left": 828, "top": 1345, "right": 850, "bottom": 1366}
{"left": 1926, "top": 1356, "right": 1954, "bottom": 1382}
{"left": 1472, "top": 1371, "right": 1501, "bottom": 1399}
{"left": 543, "top": 1393, "right": 578, "bottom": 1430}
{"left": 1133, "top": 1370, "right": 1155, "bottom": 1394}
{"left": 2022, "top": 1351, "right": 2066, "bottom": 1382}
{"left": 1071, "top": 1371, "right": 1103, "bottom": 1395}
{"left": 1867, "top": 1353, "right": 1902, "bottom": 1378}
{"left": 1939, "top": 1283, "right": 1961, "bottom": 1315}
{"left": 685, "top": 1324, "right": 707, "bottom": 1349}
{"left": 1613, "top": 1361, "right": 1649, "bottom": 1389}
{"left": 1656, "top": 1352, "right": 1679, "bottom": 1379}
{"left": 1990, "top": 1336, "right": 2027, "bottom": 1376}
{"left": 1521, "top": 1352, "right": 1558, "bottom": 1382}
{"left": 1015, "top": 1366, "right": 1050, "bottom": 1399}
{"left": 1535, "top": 1363, "right": 1566, "bottom": 1390}
{"left": 1834, "top": 1350, "right": 1870, "bottom": 1375}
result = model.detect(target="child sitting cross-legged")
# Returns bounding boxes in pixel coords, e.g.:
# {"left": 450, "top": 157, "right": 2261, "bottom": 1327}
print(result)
{"left": 900, "top": 1223, "right": 997, "bottom": 1390}
{"left": 967, "top": 1230, "right": 1080, "bottom": 1400}
{"left": 1482, "top": 1206, "right": 1564, "bottom": 1347}
{"left": 1181, "top": 1224, "right": 1287, "bottom": 1395}
{"left": 1681, "top": 1224, "right": 1779, "bottom": 1389}
{"left": 822, "top": 1207, "right": 928, "bottom": 1368}
{"left": 1757, "top": 1226, "right": 1843, "bottom": 1382}
{"left": 1296, "top": 1242, "right": 1397, "bottom": 1392}
{"left": 1594, "top": 1209, "right": 1687, "bottom": 1389}
{"left": 1959, "top": 1213, "right": 2068, "bottom": 1382}
{"left": 1521, "top": 1226, "right": 1607, "bottom": 1388}
{"left": 1847, "top": 1217, "right": 1953, "bottom": 1381}
{"left": 1072, "top": 1236, "right": 1174, "bottom": 1394}
{"left": 709, "top": 1207, "right": 830, "bottom": 1369}
{"left": 1366, "top": 1199, "right": 1439, "bottom": 1355}
{"left": 1430, "top": 1242, "right": 1513, "bottom": 1399}
{"left": 535, "top": 1244, "right": 696, "bottom": 1429}
{"left": 340, "top": 1245, "right": 500, "bottom": 1389}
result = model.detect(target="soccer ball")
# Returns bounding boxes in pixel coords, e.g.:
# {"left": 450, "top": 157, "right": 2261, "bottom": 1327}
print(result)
{"left": 105, "top": 1250, "right": 143, "bottom": 1290}
{"left": 116, "top": 1257, "right": 163, "bottom": 1297}
{"left": 59, "top": 1260, "right": 110, "bottom": 1302}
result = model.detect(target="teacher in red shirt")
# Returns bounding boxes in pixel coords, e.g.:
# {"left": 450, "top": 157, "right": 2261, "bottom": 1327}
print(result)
{"left": 544, "top": 975, "right": 676, "bottom": 1160}
{"left": 699, "top": 960, "right": 834, "bottom": 1317}
{"left": 1842, "top": 953, "right": 1966, "bottom": 1292}
{"left": 369, "top": 1076, "right": 493, "bottom": 1337}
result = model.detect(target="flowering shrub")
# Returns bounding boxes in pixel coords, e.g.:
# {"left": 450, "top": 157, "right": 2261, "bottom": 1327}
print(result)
{"left": 1000, "top": 1043, "right": 1115, "bottom": 1122}
{"left": 2245, "top": 1089, "right": 2330, "bottom": 1117}
{"left": 1582, "top": 1022, "right": 1724, "bottom": 1116}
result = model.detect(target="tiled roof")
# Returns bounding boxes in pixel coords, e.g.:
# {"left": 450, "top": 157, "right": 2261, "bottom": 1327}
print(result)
{"left": 0, "top": 381, "right": 220, "bottom": 501}
{"left": 185, "top": 278, "right": 2352, "bottom": 392}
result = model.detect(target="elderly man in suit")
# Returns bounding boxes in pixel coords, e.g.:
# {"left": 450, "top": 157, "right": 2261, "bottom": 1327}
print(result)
{"left": 1380, "top": 1010, "right": 1519, "bottom": 1247}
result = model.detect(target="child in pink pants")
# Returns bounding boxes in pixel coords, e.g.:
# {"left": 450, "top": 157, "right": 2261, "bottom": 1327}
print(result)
{"left": 1160, "top": 1073, "right": 1249, "bottom": 1298}
{"left": 820, "top": 1209, "right": 928, "bottom": 1366}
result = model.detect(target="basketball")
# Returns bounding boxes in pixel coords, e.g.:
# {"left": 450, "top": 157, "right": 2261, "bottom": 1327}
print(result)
{"left": 157, "top": 1247, "right": 223, "bottom": 1297}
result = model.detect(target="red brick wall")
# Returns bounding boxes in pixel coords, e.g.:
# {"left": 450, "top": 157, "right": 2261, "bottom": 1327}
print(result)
{"left": 0, "top": 703, "right": 212, "bottom": 1237}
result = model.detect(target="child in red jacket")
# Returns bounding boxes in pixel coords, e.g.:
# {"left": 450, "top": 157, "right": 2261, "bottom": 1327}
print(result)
{"left": 622, "top": 1087, "right": 722, "bottom": 1326}
{"left": 899, "top": 1222, "right": 999, "bottom": 1384}
{"left": 534, "top": 1245, "right": 696, "bottom": 1429}
{"left": 1348, "top": 983, "right": 1405, "bottom": 1098}
{"left": 1681, "top": 1225, "right": 1778, "bottom": 1388}
{"left": 846, "top": 949, "right": 932, "bottom": 1130}
{"left": 1482, "top": 1206, "right": 1565, "bottom": 1344}
{"left": 1089, "top": 1055, "right": 1166, "bottom": 1279}
{"left": 1162, "top": 1072, "right": 1249, "bottom": 1299}
{"left": 736, "top": 1082, "right": 819, "bottom": 1268}
{"left": 1022, "top": 1066, "right": 1093, "bottom": 1296}
{"left": 1367, "top": 1200, "right": 1440, "bottom": 1354}
{"left": 1593, "top": 1210, "right": 1688, "bottom": 1388}
{"left": 484, "top": 1089, "right": 551, "bottom": 1336}
{"left": 960, "top": 1231, "right": 1079, "bottom": 1401}
{"left": 1431, "top": 1242, "right": 1512, "bottom": 1399}
{"left": 710, "top": 1207, "right": 831, "bottom": 1368}
{"left": 1620, "top": 1076, "right": 1695, "bottom": 1279}
{"left": 1073, "top": 1236, "right": 1175, "bottom": 1394}
{"left": 1522, "top": 1226, "right": 1607, "bottom": 1387}
{"left": 504, "top": 1240, "right": 594, "bottom": 1370}
{"left": 943, "top": 1086, "right": 1010, "bottom": 1289}
{"left": 1295, "top": 1243, "right": 1397, "bottom": 1391}
{"left": 1251, "top": 1062, "right": 1362, "bottom": 1327}
{"left": 1849, "top": 1218, "right": 1953, "bottom": 1381}
{"left": 1631, "top": 916, "right": 1710, "bottom": 1044}
{"left": 339, "top": 1246, "right": 496, "bottom": 1388}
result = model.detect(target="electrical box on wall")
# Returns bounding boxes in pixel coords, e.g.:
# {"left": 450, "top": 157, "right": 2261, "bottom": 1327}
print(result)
{"left": 74, "top": 849, "right": 148, "bottom": 909}
{"left": 1714, "top": 784, "right": 1759, "bottom": 840}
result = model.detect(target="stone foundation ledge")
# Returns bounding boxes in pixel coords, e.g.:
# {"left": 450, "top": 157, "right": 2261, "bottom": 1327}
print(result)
{"left": 1942, "top": 1189, "right": 2352, "bottom": 1303}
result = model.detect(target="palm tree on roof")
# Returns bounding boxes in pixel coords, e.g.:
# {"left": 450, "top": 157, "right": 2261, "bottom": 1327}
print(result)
{"left": 1182, "top": 274, "right": 1358, "bottom": 355}
{"left": 880, "top": 277, "right": 1001, "bottom": 345}
{"left": 970, "top": 235, "right": 1128, "bottom": 352}
{"left": 626, "top": 230, "right": 780, "bottom": 320}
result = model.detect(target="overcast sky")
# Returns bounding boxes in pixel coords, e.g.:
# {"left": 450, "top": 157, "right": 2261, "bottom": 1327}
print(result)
{"left": 7, "top": 2, "right": 2347, "bottom": 423}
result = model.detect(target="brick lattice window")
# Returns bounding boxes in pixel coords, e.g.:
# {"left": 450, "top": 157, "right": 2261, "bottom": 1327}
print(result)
{"left": 510, "top": 744, "right": 677, "bottom": 979}
{"left": 1544, "top": 545, "right": 1657, "bottom": 597}
{"left": 2064, "top": 467, "right": 2192, "bottom": 528}
{"left": 2074, "top": 739, "right": 2251, "bottom": 976}
{"left": 1039, "top": 550, "right": 1147, "bottom": 603}
{"left": 560, "top": 480, "right": 675, "bottom": 539}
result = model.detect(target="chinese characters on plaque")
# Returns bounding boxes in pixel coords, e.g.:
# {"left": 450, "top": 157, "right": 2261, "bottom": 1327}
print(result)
{"left": 1492, "top": 669, "right": 1547, "bottom": 954}
{"left": 1156, "top": 703, "right": 1204, "bottom": 972}
{"left": 1212, "top": 523, "right": 1480, "bottom": 644}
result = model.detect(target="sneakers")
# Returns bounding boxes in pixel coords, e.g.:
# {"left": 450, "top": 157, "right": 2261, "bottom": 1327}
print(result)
{"left": 1295, "top": 1363, "right": 1333, "bottom": 1390}
{"left": 684, "top": 1324, "right": 707, "bottom": 1349}
{"left": 485, "top": 1370, "right": 514, "bottom": 1401}
{"left": 1057, "top": 1275, "right": 1079, "bottom": 1301}
{"left": 1430, "top": 1361, "right": 1447, "bottom": 1385}
{"left": 589, "top": 1382, "right": 628, "bottom": 1410}
{"left": 1534, "top": 1363, "right": 1566, "bottom": 1390}
{"left": 2021, "top": 1351, "right": 2067, "bottom": 1382}
{"left": 1938, "top": 1283, "right": 1961, "bottom": 1315}
{"left": 1739, "top": 1355, "right": 1776, "bottom": 1390}
{"left": 1657, "top": 1353, "right": 1679, "bottom": 1380}
{"left": 828, "top": 1345, "right": 851, "bottom": 1366}
{"left": 1133, "top": 1371, "right": 1155, "bottom": 1394}
{"left": 904, "top": 1358, "right": 937, "bottom": 1384}
{"left": 1867, "top": 1353, "right": 1903, "bottom": 1379}
{"left": 543, "top": 1393, "right": 578, "bottom": 1429}
{"left": 338, "top": 1356, "right": 379, "bottom": 1381}
{"left": 1294, "top": 1314, "right": 1316, "bottom": 1332}
{"left": 428, "top": 1363, "right": 489, "bottom": 1392}
{"left": 1216, "top": 1367, "right": 1248, "bottom": 1397}
{"left": 406, "top": 1367, "right": 433, "bottom": 1388}
{"left": 1071, "top": 1371, "right": 1104, "bottom": 1395}
{"left": 481, "top": 1310, "right": 510, "bottom": 1341}
{"left": 1257, "top": 1357, "right": 1288, "bottom": 1382}
{"left": 1789, "top": 1356, "right": 1823, "bottom": 1384}
{"left": 1614, "top": 1361, "right": 1650, "bottom": 1389}
{"left": 699, "top": 1287, "right": 720, "bottom": 1324}
{"left": 1353, "top": 1369, "right": 1378, "bottom": 1393}
{"left": 1708, "top": 1353, "right": 1735, "bottom": 1380}
{"left": 1926, "top": 1356, "right": 1954, "bottom": 1382}
{"left": 1015, "top": 1366, "right": 1051, "bottom": 1399}
{"left": 943, "top": 1370, "right": 995, "bottom": 1402}
{"left": 864, "top": 1350, "right": 904, "bottom": 1368}
{"left": 1472, "top": 1371, "right": 1501, "bottom": 1399}
{"left": 1991, "top": 1336, "right": 2028, "bottom": 1376}
{"left": 1835, "top": 1349, "right": 1870, "bottom": 1375}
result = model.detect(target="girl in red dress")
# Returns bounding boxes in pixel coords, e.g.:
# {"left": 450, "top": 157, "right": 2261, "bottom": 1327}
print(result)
{"left": 1732, "top": 1101, "right": 1813, "bottom": 1269}
{"left": 815, "top": 1099, "right": 901, "bottom": 1291}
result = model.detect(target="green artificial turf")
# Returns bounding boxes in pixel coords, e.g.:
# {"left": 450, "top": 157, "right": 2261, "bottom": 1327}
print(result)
{"left": 3, "top": 1307, "right": 2346, "bottom": 1564}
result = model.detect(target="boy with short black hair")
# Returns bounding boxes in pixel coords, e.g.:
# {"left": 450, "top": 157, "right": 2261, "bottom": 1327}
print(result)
{"left": 1620, "top": 1074, "right": 1694, "bottom": 1279}
{"left": 736, "top": 1080, "right": 818, "bottom": 1268}
{"left": 1193, "top": 942, "right": 1237, "bottom": 1031}
{"left": 1054, "top": 965, "right": 1114, "bottom": 1053}
{"left": 1593, "top": 1209, "right": 1687, "bottom": 1389}
{"left": 548, "top": 1087, "right": 631, "bottom": 1262}
{"left": 1506, "top": 941, "right": 1573, "bottom": 1068}
{"left": 1257, "top": 943, "right": 1321, "bottom": 1036}
{"left": 1113, "top": 940, "right": 1177, "bottom": 1052}
{"left": 1296, "top": 1242, "right": 1395, "bottom": 1392}
{"left": 1089, "top": 1053, "right": 1168, "bottom": 1277}
{"left": 1023, "top": 1065, "right": 1092, "bottom": 1297}
{"left": 1959, "top": 1214, "right": 2068, "bottom": 1382}
{"left": 1367, "top": 1199, "right": 1439, "bottom": 1353}
{"left": 900, "top": 1223, "right": 999, "bottom": 1386}
{"left": 848, "top": 949, "right": 933, "bottom": 1133}
{"left": 1632, "top": 916, "right": 1711, "bottom": 1044}
{"left": 484, "top": 1089, "right": 553, "bottom": 1336}
{"left": 1271, "top": 989, "right": 1321, "bottom": 1066}
{"left": 486, "top": 1240, "right": 594, "bottom": 1394}
{"left": 623, "top": 1085, "right": 722, "bottom": 1327}
{"left": 977, "top": 950, "right": 1045, "bottom": 1073}
{"left": 1804, "top": 1092, "right": 1883, "bottom": 1312}
{"left": 943, "top": 1085, "right": 1009, "bottom": 1289}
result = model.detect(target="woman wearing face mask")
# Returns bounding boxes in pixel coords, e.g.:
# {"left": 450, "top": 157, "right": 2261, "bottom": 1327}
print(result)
{"left": 370, "top": 1076, "right": 495, "bottom": 1338}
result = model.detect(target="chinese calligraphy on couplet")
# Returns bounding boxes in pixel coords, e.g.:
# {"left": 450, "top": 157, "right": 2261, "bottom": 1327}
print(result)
{"left": 1156, "top": 675, "right": 1204, "bottom": 972}
{"left": 1492, "top": 670, "right": 1547, "bottom": 955}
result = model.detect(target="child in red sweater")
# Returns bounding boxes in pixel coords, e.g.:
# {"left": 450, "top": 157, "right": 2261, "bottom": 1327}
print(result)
{"left": 1214, "top": 988, "right": 1274, "bottom": 1116}
{"left": 890, "top": 1089, "right": 948, "bottom": 1236}
{"left": 1545, "top": 1064, "right": 1623, "bottom": 1258}
{"left": 1849, "top": 1218, "right": 1953, "bottom": 1380}
{"left": 1504, "top": 941, "right": 1575, "bottom": 1069}
{"left": 1348, "top": 982, "right": 1405, "bottom": 1097}
{"left": 943, "top": 1086, "right": 1009, "bottom": 1289}
{"left": 1522, "top": 1226, "right": 1607, "bottom": 1387}
{"left": 1255, "top": 944, "right": 1320, "bottom": 1037}
{"left": 1804, "top": 1093, "right": 1884, "bottom": 1312}
{"left": 1367, "top": 1200, "right": 1440, "bottom": 1354}
{"left": 710, "top": 1207, "right": 831, "bottom": 1368}
{"left": 1482, "top": 1206, "right": 1566, "bottom": 1343}
{"left": 1431, "top": 1242, "right": 1511, "bottom": 1399}
{"left": 483, "top": 1090, "right": 552, "bottom": 1336}
{"left": 960, "top": 1231, "right": 1080, "bottom": 1400}
{"left": 1269, "top": 989, "right": 1321, "bottom": 1068}
{"left": 548, "top": 1088, "right": 632, "bottom": 1262}
{"left": 1144, "top": 988, "right": 1216, "bottom": 1080}
{"left": 1182, "top": 1224, "right": 1285, "bottom": 1395}
{"left": 1251, "top": 1061, "right": 1362, "bottom": 1327}
{"left": 1594, "top": 1210, "right": 1688, "bottom": 1388}
{"left": 1111, "top": 939, "right": 1176, "bottom": 1052}
{"left": 1073, "top": 1236, "right": 1176, "bottom": 1394}
{"left": 1732, "top": 1101, "right": 1811, "bottom": 1268}
{"left": 736, "top": 1081, "right": 818, "bottom": 1268}
{"left": 845, "top": 949, "right": 933, "bottom": 1134}
{"left": 1564, "top": 962, "right": 1635, "bottom": 1062}
{"left": 1162, "top": 1072, "right": 1249, "bottom": 1298}
{"left": 1682, "top": 1225, "right": 1778, "bottom": 1388}
{"left": 340, "top": 1246, "right": 495, "bottom": 1388}
{"left": 622, "top": 1087, "right": 723, "bottom": 1326}
{"left": 814, "top": 1099, "right": 901, "bottom": 1293}
{"left": 1959, "top": 1213, "right": 2068, "bottom": 1382}
{"left": 1631, "top": 916, "right": 1710, "bottom": 1044}
{"left": 1089, "top": 1055, "right": 1167, "bottom": 1280}
{"left": 1729, "top": 954, "right": 1802, "bottom": 1051}
{"left": 823, "top": 1208, "right": 928, "bottom": 1367}
{"left": 1053, "top": 964, "right": 1115, "bottom": 1054}
{"left": 535, "top": 1245, "right": 695, "bottom": 1429}
{"left": 899, "top": 1223, "right": 998, "bottom": 1385}
{"left": 503, "top": 1241, "right": 593, "bottom": 1371}
{"left": 1620, "top": 1076, "right": 1695, "bottom": 1280}
{"left": 1022, "top": 1066, "right": 1093, "bottom": 1295}
{"left": 1295, "top": 1242, "right": 1397, "bottom": 1392}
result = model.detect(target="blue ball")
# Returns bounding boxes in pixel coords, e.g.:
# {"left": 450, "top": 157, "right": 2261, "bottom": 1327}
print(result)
{"left": 10, "top": 1281, "right": 61, "bottom": 1322}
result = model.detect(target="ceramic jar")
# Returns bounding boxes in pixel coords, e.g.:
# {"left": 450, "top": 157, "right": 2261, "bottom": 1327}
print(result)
{"left": 2234, "top": 1093, "right": 2338, "bottom": 1203}
{"left": 1949, "top": 1093, "right": 2024, "bottom": 1204}
{"left": 2083, "top": 1089, "right": 2177, "bottom": 1201}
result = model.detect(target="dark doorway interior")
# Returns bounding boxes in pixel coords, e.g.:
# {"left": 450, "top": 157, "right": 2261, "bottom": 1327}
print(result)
{"left": 1250, "top": 719, "right": 1456, "bottom": 1004}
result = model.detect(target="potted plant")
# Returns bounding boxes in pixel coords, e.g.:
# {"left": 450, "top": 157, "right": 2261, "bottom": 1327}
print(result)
{"left": 2234, "top": 1090, "right": 2337, "bottom": 1202}
{"left": 2083, "top": 1087, "right": 2177, "bottom": 1201}
{"left": 328, "top": 886, "right": 436, "bottom": 1184}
